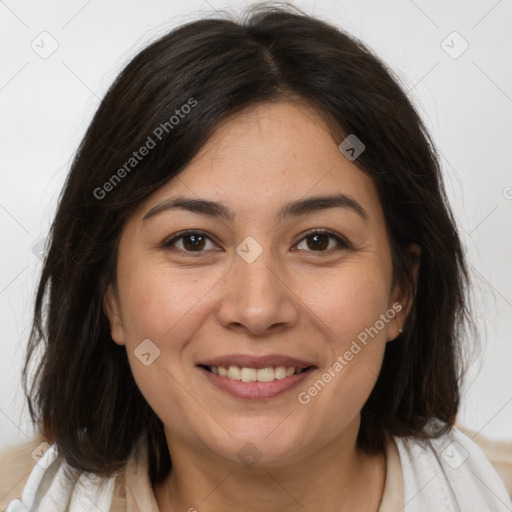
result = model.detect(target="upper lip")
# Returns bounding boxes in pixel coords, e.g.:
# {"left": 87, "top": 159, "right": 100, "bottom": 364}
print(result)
{"left": 198, "top": 354, "right": 316, "bottom": 370}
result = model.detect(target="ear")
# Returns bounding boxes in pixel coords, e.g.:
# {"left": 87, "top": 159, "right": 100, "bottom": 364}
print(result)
{"left": 103, "top": 283, "right": 125, "bottom": 346}
{"left": 387, "top": 243, "right": 421, "bottom": 342}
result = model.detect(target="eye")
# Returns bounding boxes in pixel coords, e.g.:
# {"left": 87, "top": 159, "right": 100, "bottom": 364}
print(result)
{"left": 162, "top": 230, "right": 217, "bottom": 254}
{"left": 162, "top": 229, "right": 352, "bottom": 256}
{"left": 294, "top": 229, "right": 352, "bottom": 253}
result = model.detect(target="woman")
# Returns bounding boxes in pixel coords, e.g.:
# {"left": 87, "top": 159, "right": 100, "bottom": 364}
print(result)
{"left": 4, "top": 3, "right": 512, "bottom": 511}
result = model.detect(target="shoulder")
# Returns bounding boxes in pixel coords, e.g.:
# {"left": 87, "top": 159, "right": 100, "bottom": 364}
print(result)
{"left": 457, "top": 423, "right": 512, "bottom": 497}
{"left": 0, "top": 438, "right": 122, "bottom": 512}
{"left": 0, "top": 435, "right": 43, "bottom": 511}
{"left": 0, "top": 435, "right": 154, "bottom": 512}
{"left": 393, "top": 424, "right": 512, "bottom": 512}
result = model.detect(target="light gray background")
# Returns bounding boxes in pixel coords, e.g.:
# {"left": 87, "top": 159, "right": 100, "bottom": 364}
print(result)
{"left": 1, "top": 0, "right": 511, "bottom": 450}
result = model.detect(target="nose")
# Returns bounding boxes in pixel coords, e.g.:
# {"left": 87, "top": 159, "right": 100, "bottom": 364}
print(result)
{"left": 215, "top": 240, "right": 300, "bottom": 336}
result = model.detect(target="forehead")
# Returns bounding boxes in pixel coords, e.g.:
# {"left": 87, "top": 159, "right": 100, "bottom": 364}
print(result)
{"left": 135, "top": 101, "right": 383, "bottom": 224}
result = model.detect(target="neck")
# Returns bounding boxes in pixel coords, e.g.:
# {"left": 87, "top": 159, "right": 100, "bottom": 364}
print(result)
{"left": 153, "top": 421, "right": 386, "bottom": 512}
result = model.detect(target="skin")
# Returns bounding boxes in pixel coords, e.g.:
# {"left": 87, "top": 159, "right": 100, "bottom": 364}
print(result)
{"left": 104, "top": 101, "right": 418, "bottom": 512}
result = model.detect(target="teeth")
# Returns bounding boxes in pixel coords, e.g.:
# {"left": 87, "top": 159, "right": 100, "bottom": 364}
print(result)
{"left": 227, "top": 366, "right": 241, "bottom": 380}
{"left": 275, "top": 366, "right": 287, "bottom": 379}
{"left": 241, "top": 367, "right": 257, "bottom": 382}
{"left": 207, "top": 365, "right": 306, "bottom": 382}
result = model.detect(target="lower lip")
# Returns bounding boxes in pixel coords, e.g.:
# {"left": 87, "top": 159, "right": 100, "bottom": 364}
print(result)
{"left": 198, "top": 366, "right": 315, "bottom": 399}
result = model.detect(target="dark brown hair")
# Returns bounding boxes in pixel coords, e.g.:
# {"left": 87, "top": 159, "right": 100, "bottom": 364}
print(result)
{"left": 23, "top": 2, "right": 472, "bottom": 485}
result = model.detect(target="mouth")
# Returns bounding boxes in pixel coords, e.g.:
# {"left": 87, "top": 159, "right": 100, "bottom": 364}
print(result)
{"left": 199, "top": 364, "right": 312, "bottom": 382}
{"left": 196, "top": 355, "right": 317, "bottom": 399}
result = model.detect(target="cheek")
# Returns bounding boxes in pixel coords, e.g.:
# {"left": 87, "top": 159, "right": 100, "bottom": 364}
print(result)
{"left": 311, "top": 260, "right": 392, "bottom": 345}
{"left": 295, "top": 260, "right": 392, "bottom": 425}
{"left": 116, "top": 256, "right": 221, "bottom": 344}
{"left": 115, "top": 259, "right": 207, "bottom": 423}
{"left": 114, "top": 258, "right": 224, "bottom": 411}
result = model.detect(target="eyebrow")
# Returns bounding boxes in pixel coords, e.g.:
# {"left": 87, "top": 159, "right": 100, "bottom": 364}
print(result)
{"left": 142, "top": 193, "right": 368, "bottom": 222}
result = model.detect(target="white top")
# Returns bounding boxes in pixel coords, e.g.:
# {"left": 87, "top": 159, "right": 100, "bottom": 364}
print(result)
{"left": 5, "top": 426, "right": 512, "bottom": 512}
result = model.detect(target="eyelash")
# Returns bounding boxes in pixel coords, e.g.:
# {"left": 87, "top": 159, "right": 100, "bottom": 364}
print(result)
{"left": 162, "top": 229, "right": 353, "bottom": 256}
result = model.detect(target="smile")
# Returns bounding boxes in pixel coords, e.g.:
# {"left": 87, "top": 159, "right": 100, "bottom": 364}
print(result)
{"left": 202, "top": 364, "right": 309, "bottom": 382}
{"left": 197, "top": 364, "right": 316, "bottom": 399}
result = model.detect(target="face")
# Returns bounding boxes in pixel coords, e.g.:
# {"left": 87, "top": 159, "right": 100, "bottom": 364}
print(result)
{"left": 104, "top": 101, "right": 411, "bottom": 468}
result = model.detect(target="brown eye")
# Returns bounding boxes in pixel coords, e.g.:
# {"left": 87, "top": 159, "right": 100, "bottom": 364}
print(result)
{"left": 163, "top": 231, "right": 216, "bottom": 253}
{"left": 295, "top": 230, "right": 351, "bottom": 253}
